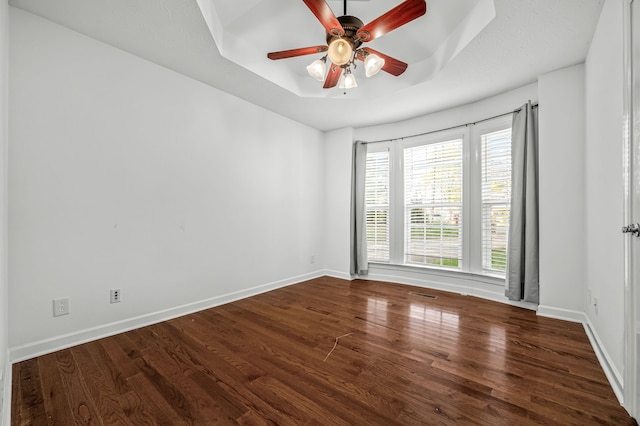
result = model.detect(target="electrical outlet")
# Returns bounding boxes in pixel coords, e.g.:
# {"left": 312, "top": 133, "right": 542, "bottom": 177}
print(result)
{"left": 53, "top": 298, "right": 70, "bottom": 317}
{"left": 110, "top": 289, "right": 121, "bottom": 304}
{"left": 310, "top": 255, "right": 315, "bottom": 264}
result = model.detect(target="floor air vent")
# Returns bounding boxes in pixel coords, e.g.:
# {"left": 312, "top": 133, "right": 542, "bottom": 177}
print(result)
{"left": 409, "top": 291, "right": 437, "bottom": 299}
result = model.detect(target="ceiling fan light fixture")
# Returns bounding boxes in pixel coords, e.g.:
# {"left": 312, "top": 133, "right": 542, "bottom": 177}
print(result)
{"left": 339, "top": 68, "right": 358, "bottom": 89}
{"left": 266, "top": 0, "right": 425, "bottom": 89}
{"left": 327, "top": 38, "right": 353, "bottom": 66}
{"left": 306, "top": 57, "right": 327, "bottom": 81}
{"left": 364, "top": 53, "right": 385, "bottom": 77}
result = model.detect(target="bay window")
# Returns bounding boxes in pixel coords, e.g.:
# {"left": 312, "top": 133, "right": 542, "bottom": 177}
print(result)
{"left": 363, "top": 116, "right": 512, "bottom": 278}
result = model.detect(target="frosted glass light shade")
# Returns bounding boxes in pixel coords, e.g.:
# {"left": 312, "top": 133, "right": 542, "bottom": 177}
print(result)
{"left": 339, "top": 72, "right": 358, "bottom": 89}
{"left": 327, "top": 38, "right": 353, "bottom": 66}
{"left": 306, "top": 58, "right": 326, "bottom": 81}
{"left": 364, "top": 53, "right": 385, "bottom": 77}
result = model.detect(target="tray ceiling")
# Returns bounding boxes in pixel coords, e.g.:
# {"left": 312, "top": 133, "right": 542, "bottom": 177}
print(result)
{"left": 9, "top": 0, "right": 604, "bottom": 130}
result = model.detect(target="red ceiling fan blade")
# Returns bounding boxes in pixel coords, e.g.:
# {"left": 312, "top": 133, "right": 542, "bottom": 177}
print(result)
{"left": 323, "top": 63, "right": 342, "bottom": 88}
{"left": 359, "top": 48, "right": 408, "bottom": 76}
{"left": 267, "top": 46, "right": 328, "bottom": 60}
{"left": 303, "top": 0, "right": 344, "bottom": 37}
{"left": 356, "top": 0, "right": 426, "bottom": 42}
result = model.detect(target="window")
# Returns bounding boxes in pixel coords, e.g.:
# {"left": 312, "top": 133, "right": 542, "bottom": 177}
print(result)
{"left": 363, "top": 117, "right": 512, "bottom": 277}
{"left": 481, "top": 128, "right": 512, "bottom": 273}
{"left": 365, "top": 150, "right": 390, "bottom": 262}
{"left": 404, "top": 139, "right": 463, "bottom": 267}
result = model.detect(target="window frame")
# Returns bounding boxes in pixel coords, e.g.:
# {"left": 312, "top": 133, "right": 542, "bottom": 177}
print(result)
{"left": 364, "top": 144, "right": 392, "bottom": 263}
{"left": 471, "top": 116, "right": 513, "bottom": 277}
{"left": 401, "top": 129, "right": 468, "bottom": 270}
{"left": 480, "top": 127, "right": 512, "bottom": 274}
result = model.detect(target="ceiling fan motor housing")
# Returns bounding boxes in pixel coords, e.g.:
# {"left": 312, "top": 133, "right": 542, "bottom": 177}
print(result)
{"left": 326, "top": 15, "right": 364, "bottom": 50}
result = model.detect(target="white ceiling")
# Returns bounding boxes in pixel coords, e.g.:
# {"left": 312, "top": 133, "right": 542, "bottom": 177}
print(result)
{"left": 9, "top": 0, "right": 604, "bottom": 131}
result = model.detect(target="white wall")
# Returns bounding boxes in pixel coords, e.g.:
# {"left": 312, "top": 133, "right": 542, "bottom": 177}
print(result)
{"left": 537, "top": 64, "right": 586, "bottom": 317}
{"left": 8, "top": 8, "right": 324, "bottom": 356}
{"left": 323, "top": 127, "right": 353, "bottom": 279}
{"left": 353, "top": 83, "right": 538, "bottom": 143}
{"left": 0, "top": 0, "right": 8, "bottom": 420}
{"left": 584, "top": 0, "right": 625, "bottom": 384}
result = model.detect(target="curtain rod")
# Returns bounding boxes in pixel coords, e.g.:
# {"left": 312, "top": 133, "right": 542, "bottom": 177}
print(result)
{"left": 362, "top": 103, "right": 538, "bottom": 145}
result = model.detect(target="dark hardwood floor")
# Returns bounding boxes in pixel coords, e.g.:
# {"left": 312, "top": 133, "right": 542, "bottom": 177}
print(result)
{"left": 11, "top": 277, "right": 636, "bottom": 425}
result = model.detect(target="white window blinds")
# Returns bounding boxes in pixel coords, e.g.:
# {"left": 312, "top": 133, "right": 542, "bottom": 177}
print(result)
{"left": 360, "top": 116, "right": 512, "bottom": 279}
{"left": 404, "top": 139, "right": 463, "bottom": 268}
{"left": 481, "top": 128, "right": 512, "bottom": 274}
{"left": 365, "top": 150, "right": 390, "bottom": 262}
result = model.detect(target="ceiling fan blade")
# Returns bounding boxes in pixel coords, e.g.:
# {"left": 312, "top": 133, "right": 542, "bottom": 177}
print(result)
{"left": 359, "top": 48, "right": 408, "bottom": 76}
{"left": 303, "top": 0, "right": 344, "bottom": 37}
{"left": 323, "top": 63, "right": 342, "bottom": 88}
{"left": 356, "top": 0, "right": 426, "bottom": 42}
{"left": 267, "top": 46, "right": 328, "bottom": 60}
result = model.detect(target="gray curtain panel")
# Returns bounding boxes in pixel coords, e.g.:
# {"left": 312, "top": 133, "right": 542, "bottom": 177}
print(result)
{"left": 506, "top": 101, "right": 540, "bottom": 303}
{"left": 350, "top": 141, "right": 368, "bottom": 276}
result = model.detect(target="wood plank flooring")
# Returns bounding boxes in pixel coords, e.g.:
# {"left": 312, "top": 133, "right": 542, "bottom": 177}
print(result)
{"left": 11, "top": 277, "right": 636, "bottom": 425}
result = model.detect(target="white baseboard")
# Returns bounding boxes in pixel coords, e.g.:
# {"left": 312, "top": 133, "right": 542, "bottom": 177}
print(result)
{"left": 322, "top": 269, "right": 352, "bottom": 280}
{"left": 2, "top": 350, "right": 10, "bottom": 426}
{"left": 9, "top": 270, "right": 325, "bottom": 363}
{"left": 583, "top": 315, "right": 624, "bottom": 404}
{"left": 537, "top": 306, "right": 624, "bottom": 405}
{"left": 366, "top": 269, "right": 483, "bottom": 294}
{"left": 364, "top": 270, "right": 537, "bottom": 310}
{"left": 536, "top": 305, "right": 585, "bottom": 323}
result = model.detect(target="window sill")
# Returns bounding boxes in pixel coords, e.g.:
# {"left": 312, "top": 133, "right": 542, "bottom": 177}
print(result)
{"left": 367, "top": 262, "right": 506, "bottom": 288}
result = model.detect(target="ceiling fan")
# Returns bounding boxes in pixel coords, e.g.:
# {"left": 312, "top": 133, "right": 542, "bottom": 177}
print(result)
{"left": 267, "top": 0, "right": 427, "bottom": 89}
